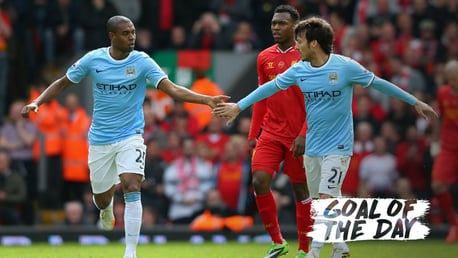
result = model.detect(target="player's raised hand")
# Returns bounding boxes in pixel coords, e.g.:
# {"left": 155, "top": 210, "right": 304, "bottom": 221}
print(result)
{"left": 213, "top": 102, "right": 241, "bottom": 126}
{"left": 206, "top": 95, "right": 231, "bottom": 109}
{"left": 21, "top": 103, "right": 39, "bottom": 118}
{"left": 414, "top": 100, "right": 438, "bottom": 120}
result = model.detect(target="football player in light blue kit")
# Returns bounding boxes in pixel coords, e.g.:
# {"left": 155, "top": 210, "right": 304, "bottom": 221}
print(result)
{"left": 22, "top": 16, "right": 229, "bottom": 258}
{"left": 213, "top": 17, "right": 437, "bottom": 258}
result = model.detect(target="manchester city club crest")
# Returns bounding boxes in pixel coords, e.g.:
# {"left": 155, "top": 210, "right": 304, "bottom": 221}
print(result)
{"left": 328, "top": 72, "right": 338, "bottom": 85}
{"left": 126, "top": 66, "right": 136, "bottom": 76}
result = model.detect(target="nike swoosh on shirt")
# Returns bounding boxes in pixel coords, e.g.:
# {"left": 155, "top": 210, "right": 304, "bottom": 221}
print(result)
{"left": 300, "top": 78, "right": 307, "bottom": 81}
{"left": 96, "top": 69, "right": 108, "bottom": 73}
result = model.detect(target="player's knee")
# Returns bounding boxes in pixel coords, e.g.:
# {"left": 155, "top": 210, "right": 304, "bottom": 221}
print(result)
{"left": 252, "top": 171, "right": 272, "bottom": 194}
{"left": 122, "top": 182, "right": 141, "bottom": 193}
{"left": 319, "top": 193, "right": 333, "bottom": 199}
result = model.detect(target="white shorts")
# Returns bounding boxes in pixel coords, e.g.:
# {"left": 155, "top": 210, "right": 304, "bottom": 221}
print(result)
{"left": 304, "top": 155, "right": 351, "bottom": 198}
{"left": 88, "top": 135, "right": 146, "bottom": 194}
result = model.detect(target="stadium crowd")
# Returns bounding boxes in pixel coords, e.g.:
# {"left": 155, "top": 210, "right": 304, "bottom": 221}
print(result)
{"left": 0, "top": 0, "right": 457, "bottom": 237}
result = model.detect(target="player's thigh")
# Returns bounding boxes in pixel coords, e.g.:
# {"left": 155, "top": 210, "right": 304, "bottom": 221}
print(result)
{"left": 284, "top": 151, "right": 306, "bottom": 183}
{"left": 432, "top": 150, "right": 458, "bottom": 185}
{"left": 88, "top": 144, "right": 118, "bottom": 194}
{"left": 115, "top": 135, "right": 146, "bottom": 177}
{"left": 319, "top": 155, "right": 351, "bottom": 197}
{"left": 304, "top": 155, "right": 322, "bottom": 199}
{"left": 251, "top": 137, "right": 285, "bottom": 174}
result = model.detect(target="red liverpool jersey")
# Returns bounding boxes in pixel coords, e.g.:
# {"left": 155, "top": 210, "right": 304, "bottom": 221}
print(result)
{"left": 248, "top": 45, "right": 307, "bottom": 141}
{"left": 437, "top": 85, "right": 458, "bottom": 152}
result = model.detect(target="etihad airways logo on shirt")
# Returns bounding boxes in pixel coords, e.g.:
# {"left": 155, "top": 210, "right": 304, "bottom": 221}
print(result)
{"left": 303, "top": 90, "right": 342, "bottom": 102}
{"left": 96, "top": 83, "right": 137, "bottom": 95}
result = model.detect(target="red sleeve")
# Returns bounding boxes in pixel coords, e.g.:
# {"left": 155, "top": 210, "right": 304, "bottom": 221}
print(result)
{"left": 299, "top": 121, "right": 307, "bottom": 137}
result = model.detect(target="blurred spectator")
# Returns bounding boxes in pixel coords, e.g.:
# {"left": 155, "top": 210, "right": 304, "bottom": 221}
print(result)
{"left": 411, "top": 19, "right": 446, "bottom": 89}
{"left": 203, "top": 189, "right": 231, "bottom": 217}
{"left": 0, "top": 1, "right": 11, "bottom": 126}
{"left": 164, "top": 137, "right": 214, "bottom": 224}
{"left": 213, "top": 137, "right": 251, "bottom": 215}
{"left": 136, "top": 0, "right": 166, "bottom": 48}
{"left": 28, "top": 79, "right": 66, "bottom": 209}
{"left": 135, "top": 28, "right": 156, "bottom": 54}
{"left": 379, "top": 120, "right": 401, "bottom": 154}
{"left": 0, "top": 100, "right": 37, "bottom": 224}
{"left": 385, "top": 98, "right": 417, "bottom": 141}
{"left": 160, "top": 131, "right": 182, "bottom": 164}
{"left": 109, "top": 0, "right": 141, "bottom": 24}
{"left": 142, "top": 102, "right": 167, "bottom": 148}
{"left": 142, "top": 137, "right": 169, "bottom": 222}
{"left": 112, "top": 196, "right": 125, "bottom": 229}
{"left": 195, "top": 116, "right": 230, "bottom": 163}
{"left": 341, "top": 31, "right": 363, "bottom": 63}
{"left": 209, "top": 0, "right": 253, "bottom": 35}
{"left": 370, "top": 20, "right": 398, "bottom": 76}
{"left": 167, "top": 26, "right": 188, "bottom": 50}
{"left": 342, "top": 121, "right": 374, "bottom": 197}
{"left": 359, "top": 136, "right": 399, "bottom": 198}
{"left": 42, "top": 0, "right": 84, "bottom": 67}
{"left": 395, "top": 125, "right": 430, "bottom": 200}
{"left": 82, "top": 187, "right": 98, "bottom": 225}
{"left": 410, "top": 0, "right": 435, "bottom": 37}
{"left": 231, "top": 21, "right": 260, "bottom": 53}
{"left": 163, "top": 101, "right": 200, "bottom": 138}
{"left": 353, "top": 95, "right": 382, "bottom": 134}
{"left": 0, "top": 148, "right": 27, "bottom": 225}
{"left": 80, "top": 0, "right": 118, "bottom": 50}
{"left": 365, "top": 0, "right": 399, "bottom": 27}
{"left": 184, "top": 69, "right": 225, "bottom": 130}
{"left": 188, "top": 12, "right": 228, "bottom": 50}
{"left": 59, "top": 200, "right": 92, "bottom": 226}
{"left": 142, "top": 205, "right": 160, "bottom": 227}
{"left": 388, "top": 54, "right": 426, "bottom": 95}
{"left": 441, "top": 21, "right": 458, "bottom": 61}
{"left": 395, "top": 177, "right": 416, "bottom": 200}
{"left": 394, "top": 11, "right": 415, "bottom": 56}
{"left": 174, "top": 0, "right": 210, "bottom": 32}
{"left": 328, "top": 11, "right": 353, "bottom": 55}
{"left": 61, "top": 93, "right": 91, "bottom": 203}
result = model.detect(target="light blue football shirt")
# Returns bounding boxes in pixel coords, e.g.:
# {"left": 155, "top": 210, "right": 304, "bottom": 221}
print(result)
{"left": 276, "top": 54, "right": 375, "bottom": 156}
{"left": 66, "top": 47, "right": 167, "bottom": 145}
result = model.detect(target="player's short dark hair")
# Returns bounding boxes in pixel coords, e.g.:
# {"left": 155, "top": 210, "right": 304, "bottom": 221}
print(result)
{"left": 294, "top": 17, "right": 334, "bottom": 55}
{"left": 274, "top": 5, "right": 300, "bottom": 22}
{"left": 106, "top": 15, "right": 132, "bottom": 33}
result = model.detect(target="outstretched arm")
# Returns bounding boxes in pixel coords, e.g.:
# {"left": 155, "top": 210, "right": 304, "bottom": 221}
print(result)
{"left": 370, "top": 77, "right": 438, "bottom": 119}
{"left": 21, "top": 76, "right": 73, "bottom": 118}
{"left": 213, "top": 79, "right": 281, "bottom": 125}
{"left": 158, "top": 78, "right": 230, "bottom": 108}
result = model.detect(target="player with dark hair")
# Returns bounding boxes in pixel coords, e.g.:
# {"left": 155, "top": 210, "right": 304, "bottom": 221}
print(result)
{"left": 22, "top": 15, "right": 228, "bottom": 258}
{"left": 214, "top": 16, "right": 437, "bottom": 258}
{"left": 246, "top": 5, "right": 312, "bottom": 258}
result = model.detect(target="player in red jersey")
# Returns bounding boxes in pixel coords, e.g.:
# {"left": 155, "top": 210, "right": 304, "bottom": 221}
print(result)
{"left": 248, "top": 5, "right": 311, "bottom": 258}
{"left": 432, "top": 59, "right": 458, "bottom": 243}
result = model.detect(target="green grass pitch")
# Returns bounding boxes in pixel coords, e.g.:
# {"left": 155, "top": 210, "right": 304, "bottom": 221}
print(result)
{"left": 0, "top": 239, "right": 457, "bottom": 258}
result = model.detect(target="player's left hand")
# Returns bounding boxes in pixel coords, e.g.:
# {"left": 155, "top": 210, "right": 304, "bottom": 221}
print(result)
{"left": 414, "top": 100, "right": 438, "bottom": 120}
{"left": 213, "top": 102, "right": 241, "bottom": 126}
{"left": 291, "top": 135, "right": 305, "bottom": 158}
{"left": 206, "top": 95, "right": 231, "bottom": 109}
